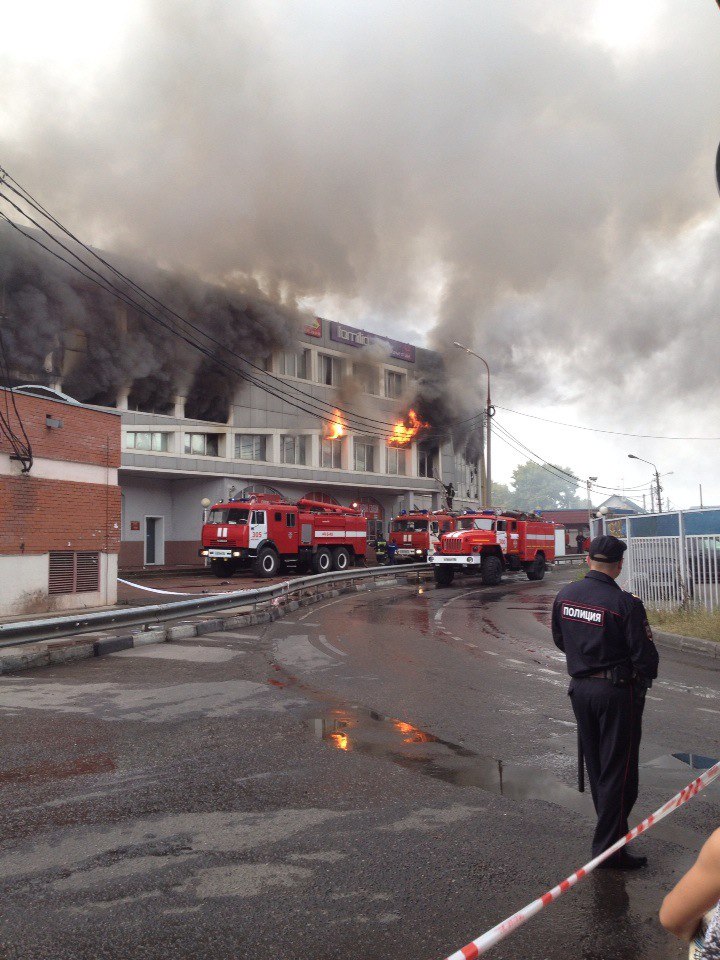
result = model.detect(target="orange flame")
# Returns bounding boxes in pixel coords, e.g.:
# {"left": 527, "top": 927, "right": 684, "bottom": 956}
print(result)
{"left": 330, "top": 732, "right": 349, "bottom": 751}
{"left": 393, "top": 720, "right": 437, "bottom": 744}
{"left": 325, "top": 410, "right": 346, "bottom": 440}
{"left": 388, "top": 409, "right": 428, "bottom": 446}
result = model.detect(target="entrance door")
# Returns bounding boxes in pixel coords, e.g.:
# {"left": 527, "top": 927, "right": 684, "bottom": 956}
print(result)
{"left": 145, "top": 517, "right": 164, "bottom": 565}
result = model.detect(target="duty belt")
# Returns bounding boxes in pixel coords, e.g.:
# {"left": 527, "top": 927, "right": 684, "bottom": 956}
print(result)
{"left": 584, "top": 669, "right": 642, "bottom": 684}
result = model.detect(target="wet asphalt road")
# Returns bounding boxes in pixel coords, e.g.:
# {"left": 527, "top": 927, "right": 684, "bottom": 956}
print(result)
{"left": 1, "top": 570, "right": 719, "bottom": 960}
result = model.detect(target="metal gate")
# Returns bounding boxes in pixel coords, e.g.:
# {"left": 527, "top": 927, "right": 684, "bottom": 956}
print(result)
{"left": 593, "top": 509, "right": 720, "bottom": 612}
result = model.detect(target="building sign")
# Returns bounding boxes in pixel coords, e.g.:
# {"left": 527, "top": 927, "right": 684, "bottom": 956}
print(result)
{"left": 328, "top": 320, "right": 415, "bottom": 363}
{"left": 304, "top": 317, "right": 322, "bottom": 338}
{"left": 130, "top": 520, "right": 140, "bottom": 531}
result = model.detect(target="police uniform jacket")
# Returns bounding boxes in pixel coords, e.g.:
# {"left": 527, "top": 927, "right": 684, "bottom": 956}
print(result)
{"left": 552, "top": 571, "right": 659, "bottom": 686}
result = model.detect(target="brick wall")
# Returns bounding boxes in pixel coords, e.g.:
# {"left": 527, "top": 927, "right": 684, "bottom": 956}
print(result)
{"left": 0, "top": 390, "right": 121, "bottom": 559}
{"left": 0, "top": 475, "right": 121, "bottom": 555}
{"left": 0, "top": 390, "right": 120, "bottom": 468}
{"left": 118, "top": 540, "right": 199, "bottom": 570}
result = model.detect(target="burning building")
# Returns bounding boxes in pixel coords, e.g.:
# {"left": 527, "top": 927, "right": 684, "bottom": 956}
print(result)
{"left": 0, "top": 223, "right": 484, "bottom": 568}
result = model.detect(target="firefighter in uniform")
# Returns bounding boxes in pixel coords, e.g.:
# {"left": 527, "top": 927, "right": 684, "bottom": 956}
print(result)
{"left": 552, "top": 535, "right": 659, "bottom": 870}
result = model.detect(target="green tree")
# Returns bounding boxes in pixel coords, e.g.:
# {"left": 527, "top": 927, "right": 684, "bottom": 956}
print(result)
{"left": 509, "top": 460, "right": 581, "bottom": 511}
{"left": 491, "top": 481, "right": 513, "bottom": 510}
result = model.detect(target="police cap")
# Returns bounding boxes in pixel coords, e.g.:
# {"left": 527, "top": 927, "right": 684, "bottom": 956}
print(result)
{"left": 588, "top": 535, "right": 627, "bottom": 563}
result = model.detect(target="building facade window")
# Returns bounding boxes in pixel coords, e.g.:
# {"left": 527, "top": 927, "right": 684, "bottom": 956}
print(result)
{"left": 320, "top": 437, "right": 342, "bottom": 469}
{"left": 184, "top": 433, "right": 219, "bottom": 457}
{"left": 418, "top": 444, "right": 437, "bottom": 478}
{"left": 281, "top": 435, "right": 308, "bottom": 465}
{"left": 304, "top": 490, "right": 340, "bottom": 504}
{"left": 353, "top": 362, "right": 378, "bottom": 395}
{"left": 385, "top": 369, "right": 405, "bottom": 399}
{"left": 318, "top": 353, "right": 342, "bottom": 386}
{"left": 278, "top": 349, "right": 310, "bottom": 379}
{"left": 126, "top": 431, "right": 169, "bottom": 452}
{"left": 234, "top": 434, "right": 267, "bottom": 461}
{"left": 353, "top": 437, "right": 375, "bottom": 472}
{"left": 386, "top": 445, "right": 407, "bottom": 476}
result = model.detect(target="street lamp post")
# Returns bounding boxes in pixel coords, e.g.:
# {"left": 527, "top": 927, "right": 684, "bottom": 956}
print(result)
{"left": 453, "top": 341, "right": 492, "bottom": 509}
{"left": 200, "top": 497, "right": 212, "bottom": 567}
{"left": 628, "top": 455, "right": 662, "bottom": 514}
{"left": 587, "top": 477, "right": 598, "bottom": 534}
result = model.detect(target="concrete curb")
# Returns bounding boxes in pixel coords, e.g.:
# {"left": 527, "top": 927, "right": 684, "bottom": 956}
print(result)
{"left": 653, "top": 629, "right": 720, "bottom": 660}
{"left": 0, "top": 574, "right": 431, "bottom": 676}
{"left": 93, "top": 635, "right": 134, "bottom": 656}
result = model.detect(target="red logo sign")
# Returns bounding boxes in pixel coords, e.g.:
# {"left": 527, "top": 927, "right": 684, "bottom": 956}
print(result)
{"left": 304, "top": 317, "right": 322, "bottom": 338}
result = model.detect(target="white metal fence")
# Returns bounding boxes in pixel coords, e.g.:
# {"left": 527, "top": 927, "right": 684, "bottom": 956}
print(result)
{"left": 625, "top": 535, "right": 720, "bottom": 612}
{"left": 593, "top": 509, "right": 720, "bottom": 612}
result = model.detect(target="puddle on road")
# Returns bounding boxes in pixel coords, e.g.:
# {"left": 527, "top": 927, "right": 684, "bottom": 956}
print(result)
{"left": 311, "top": 708, "right": 591, "bottom": 815}
{"left": 645, "top": 753, "right": 718, "bottom": 771}
{"left": 309, "top": 708, "right": 717, "bottom": 849}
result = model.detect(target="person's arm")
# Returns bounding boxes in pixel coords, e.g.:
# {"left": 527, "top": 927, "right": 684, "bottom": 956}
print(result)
{"left": 624, "top": 596, "right": 659, "bottom": 685}
{"left": 660, "top": 830, "right": 720, "bottom": 941}
{"left": 551, "top": 598, "right": 565, "bottom": 651}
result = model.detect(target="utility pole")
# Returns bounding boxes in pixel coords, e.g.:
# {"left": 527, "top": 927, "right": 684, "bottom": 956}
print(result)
{"left": 453, "top": 341, "right": 493, "bottom": 509}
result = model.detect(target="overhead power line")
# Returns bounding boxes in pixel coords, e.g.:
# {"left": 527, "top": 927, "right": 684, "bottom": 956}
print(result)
{"left": 0, "top": 206, "right": 455, "bottom": 444}
{"left": 0, "top": 167, "right": 487, "bottom": 443}
{"left": 492, "top": 418, "right": 653, "bottom": 497}
{"left": 0, "top": 326, "right": 33, "bottom": 473}
{"left": 0, "top": 193, "right": 402, "bottom": 439}
{"left": 496, "top": 403, "right": 720, "bottom": 442}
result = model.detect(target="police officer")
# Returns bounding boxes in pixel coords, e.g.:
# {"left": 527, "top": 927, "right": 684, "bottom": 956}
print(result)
{"left": 552, "top": 535, "right": 659, "bottom": 870}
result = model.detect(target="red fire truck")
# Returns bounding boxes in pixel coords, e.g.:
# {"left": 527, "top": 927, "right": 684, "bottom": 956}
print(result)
{"left": 199, "top": 495, "right": 367, "bottom": 578}
{"left": 429, "top": 510, "right": 556, "bottom": 586}
{"left": 388, "top": 509, "right": 456, "bottom": 562}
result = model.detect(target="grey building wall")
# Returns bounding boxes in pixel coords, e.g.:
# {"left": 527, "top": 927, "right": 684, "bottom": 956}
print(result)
{"left": 112, "top": 318, "right": 481, "bottom": 569}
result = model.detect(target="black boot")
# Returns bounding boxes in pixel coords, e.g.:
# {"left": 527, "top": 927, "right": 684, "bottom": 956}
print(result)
{"left": 597, "top": 850, "right": 647, "bottom": 871}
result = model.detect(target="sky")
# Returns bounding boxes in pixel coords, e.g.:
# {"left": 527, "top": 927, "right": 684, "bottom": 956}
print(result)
{"left": 2, "top": 0, "right": 720, "bottom": 509}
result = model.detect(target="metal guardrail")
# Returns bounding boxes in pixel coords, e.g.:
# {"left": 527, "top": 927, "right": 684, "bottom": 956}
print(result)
{"left": 0, "top": 564, "right": 430, "bottom": 649}
{"left": 552, "top": 554, "right": 587, "bottom": 565}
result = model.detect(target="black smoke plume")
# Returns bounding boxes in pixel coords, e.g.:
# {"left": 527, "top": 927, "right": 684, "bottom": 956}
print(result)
{"left": 0, "top": 224, "right": 298, "bottom": 421}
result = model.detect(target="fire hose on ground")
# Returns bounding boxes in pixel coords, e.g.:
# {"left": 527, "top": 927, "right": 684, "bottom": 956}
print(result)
{"left": 443, "top": 761, "right": 720, "bottom": 960}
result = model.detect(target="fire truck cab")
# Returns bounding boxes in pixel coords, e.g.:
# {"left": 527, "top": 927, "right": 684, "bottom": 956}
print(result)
{"left": 388, "top": 509, "right": 456, "bottom": 562}
{"left": 429, "top": 510, "right": 556, "bottom": 587}
{"left": 200, "top": 495, "right": 367, "bottom": 578}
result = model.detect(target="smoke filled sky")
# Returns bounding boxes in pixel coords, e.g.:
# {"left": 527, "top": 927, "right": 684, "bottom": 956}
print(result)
{"left": 2, "top": 0, "right": 720, "bottom": 507}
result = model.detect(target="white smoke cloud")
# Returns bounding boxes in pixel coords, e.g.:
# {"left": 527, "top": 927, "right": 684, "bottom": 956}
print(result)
{"left": 2, "top": 0, "right": 720, "bottom": 501}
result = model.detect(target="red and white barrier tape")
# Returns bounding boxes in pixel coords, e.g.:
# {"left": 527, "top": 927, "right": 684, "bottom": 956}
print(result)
{"left": 444, "top": 760, "right": 720, "bottom": 960}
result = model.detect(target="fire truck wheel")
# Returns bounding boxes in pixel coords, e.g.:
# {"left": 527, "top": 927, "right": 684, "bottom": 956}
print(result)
{"left": 210, "top": 559, "right": 235, "bottom": 578}
{"left": 433, "top": 567, "right": 455, "bottom": 587}
{"left": 312, "top": 547, "right": 333, "bottom": 574}
{"left": 332, "top": 547, "right": 350, "bottom": 571}
{"left": 526, "top": 555, "right": 546, "bottom": 581}
{"left": 480, "top": 555, "right": 503, "bottom": 586}
{"left": 254, "top": 546, "right": 280, "bottom": 578}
